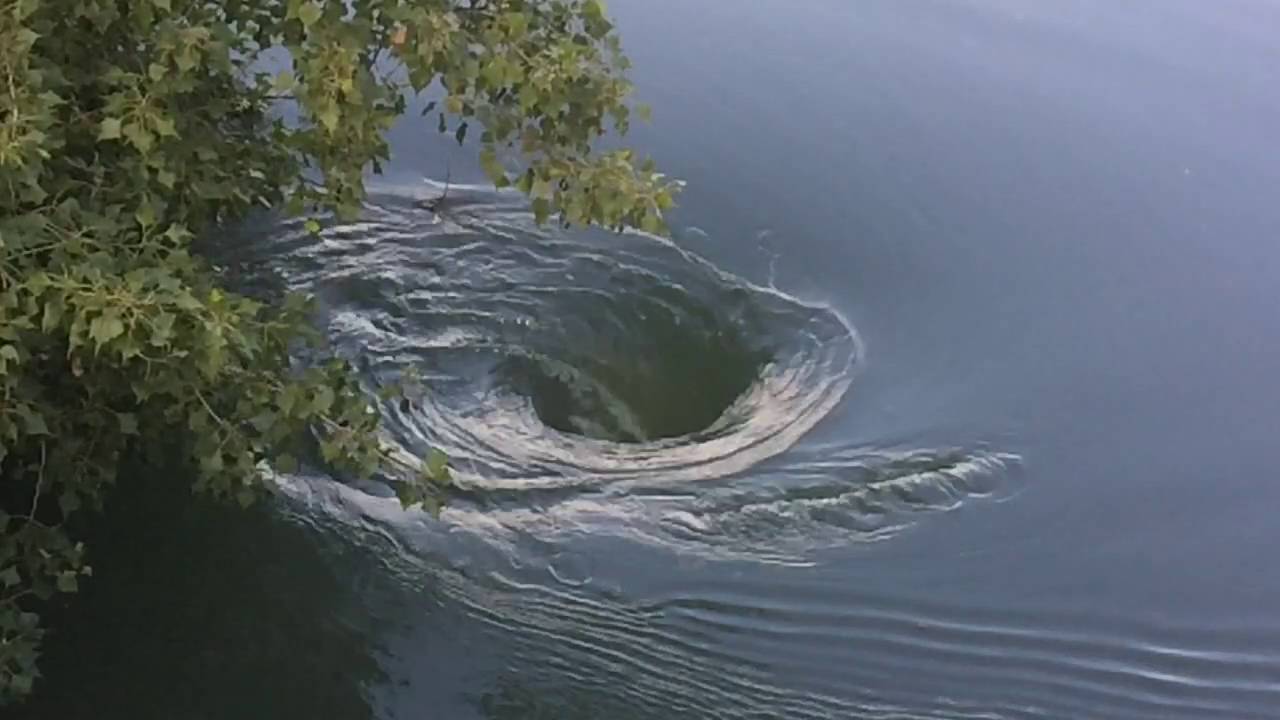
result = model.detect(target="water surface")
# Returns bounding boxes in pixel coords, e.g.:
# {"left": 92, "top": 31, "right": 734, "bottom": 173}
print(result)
{"left": 21, "top": 1, "right": 1280, "bottom": 718}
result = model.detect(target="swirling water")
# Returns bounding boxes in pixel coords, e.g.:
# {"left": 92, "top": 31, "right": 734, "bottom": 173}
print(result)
{"left": 226, "top": 185, "right": 1015, "bottom": 567}
{"left": 160, "top": 182, "right": 1005, "bottom": 719}
{"left": 206, "top": 179, "right": 1278, "bottom": 720}
{"left": 21, "top": 1, "right": 1280, "bottom": 718}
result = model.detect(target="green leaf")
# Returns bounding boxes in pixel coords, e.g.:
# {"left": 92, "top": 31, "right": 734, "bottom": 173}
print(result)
{"left": 176, "top": 47, "right": 198, "bottom": 73}
{"left": 531, "top": 197, "right": 552, "bottom": 225}
{"left": 275, "top": 453, "right": 299, "bottom": 473}
{"left": 584, "top": 0, "right": 608, "bottom": 21}
{"left": 316, "top": 106, "right": 339, "bottom": 132}
{"left": 149, "top": 312, "right": 175, "bottom": 346}
{"left": 163, "top": 224, "right": 191, "bottom": 243}
{"left": 89, "top": 312, "right": 126, "bottom": 348}
{"left": 57, "top": 572, "right": 78, "bottom": 593}
{"left": 420, "top": 493, "right": 442, "bottom": 517}
{"left": 311, "top": 386, "right": 334, "bottom": 414}
{"left": 135, "top": 202, "right": 157, "bottom": 228}
{"left": 304, "top": 219, "right": 321, "bottom": 234}
{"left": 297, "top": 2, "right": 322, "bottom": 28}
{"left": 15, "top": 406, "right": 49, "bottom": 435}
{"left": 117, "top": 413, "right": 139, "bottom": 435}
{"left": 426, "top": 448, "right": 449, "bottom": 481}
{"left": 480, "top": 149, "right": 504, "bottom": 182}
{"left": 153, "top": 116, "right": 177, "bottom": 137}
{"left": 98, "top": 117, "right": 122, "bottom": 140}
{"left": 0, "top": 567, "right": 19, "bottom": 588}
{"left": 123, "top": 122, "right": 154, "bottom": 153}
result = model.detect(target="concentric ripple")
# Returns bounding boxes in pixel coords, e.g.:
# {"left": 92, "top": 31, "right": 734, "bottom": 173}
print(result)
{"left": 222, "top": 182, "right": 1014, "bottom": 562}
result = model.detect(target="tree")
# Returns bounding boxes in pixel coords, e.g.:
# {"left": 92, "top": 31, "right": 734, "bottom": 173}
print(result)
{"left": 0, "top": 0, "right": 677, "bottom": 700}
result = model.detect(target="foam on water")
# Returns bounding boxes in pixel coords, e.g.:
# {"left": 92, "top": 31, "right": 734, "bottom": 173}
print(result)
{"left": 221, "top": 182, "right": 1013, "bottom": 565}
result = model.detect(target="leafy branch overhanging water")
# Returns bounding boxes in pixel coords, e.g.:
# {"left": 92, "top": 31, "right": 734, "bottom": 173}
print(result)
{"left": 0, "top": 0, "right": 676, "bottom": 700}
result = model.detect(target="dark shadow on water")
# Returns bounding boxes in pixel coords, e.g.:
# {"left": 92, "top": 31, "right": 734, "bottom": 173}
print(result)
{"left": 14, "top": 465, "right": 389, "bottom": 720}
{"left": 497, "top": 293, "right": 771, "bottom": 443}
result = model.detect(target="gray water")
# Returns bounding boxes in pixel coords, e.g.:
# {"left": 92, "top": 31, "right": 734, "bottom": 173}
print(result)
{"left": 22, "top": 1, "right": 1280, "bottom": 718}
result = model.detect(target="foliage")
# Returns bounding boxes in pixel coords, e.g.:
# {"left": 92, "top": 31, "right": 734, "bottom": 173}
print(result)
{"left": 0, "top": 0, "right": 676, "bottom": 700}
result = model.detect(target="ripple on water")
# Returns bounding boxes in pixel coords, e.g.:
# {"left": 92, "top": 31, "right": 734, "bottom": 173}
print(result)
{"left": 232, "top": 186, "right": 1280, "bottom": 719}
{"left": 277, "top": 474, "right": 1280, "bottom": 720}
{"left": 220, "top": 183, "right": 1014, "bottom": 564}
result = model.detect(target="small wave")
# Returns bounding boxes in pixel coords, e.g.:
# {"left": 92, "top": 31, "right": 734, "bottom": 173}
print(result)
{"left": 217, "top": 183, "right": 1013, "bottom": 562}
{"left": 431, "top": 447, "right": 1017, "bottom": 566}
{"left": 273, "top": 473, "right": 1023, "bottom": 720}
{"left": 652, "top": 583, "right": 1280, "bottom": 720}
{"left": 276, "top": 473, "right": 1280, "bottom": 720}
{"left": 217, "top": 184, "right": 1280, "bottom": 720}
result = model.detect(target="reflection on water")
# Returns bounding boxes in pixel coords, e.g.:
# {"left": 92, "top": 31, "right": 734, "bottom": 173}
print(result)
{"left": 14, "top": 182, "right": 1019, "bottom": 719}
{"left": 14, "top": 466, "right": 392, "bottom": 720}
{"left": 205, "top": 187, "right": 1015, "bottom": 720}
{"left": 27, "top": 0, "right": 1280, "bottom": 714}
{"left": 207, "top": 183, "right": 1280, "bottom": 720}
{"left": 28, "top": 180, "right": 1280, "bottom": 719}
{"left": 278, "top": 475, "right": 1002, "bottom": 720}
{"left": 265, "top": 458, "right": 1280, "bottom": 720}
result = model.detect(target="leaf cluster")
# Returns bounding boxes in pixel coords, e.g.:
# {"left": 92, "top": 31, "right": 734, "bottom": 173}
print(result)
{"left": 0, "top": 0, "right": 672, "bottom": 701}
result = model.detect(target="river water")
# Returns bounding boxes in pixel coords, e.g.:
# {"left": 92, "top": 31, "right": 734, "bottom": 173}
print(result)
{"left": 20, "top": 1, "right": 1280, "bottom": 718}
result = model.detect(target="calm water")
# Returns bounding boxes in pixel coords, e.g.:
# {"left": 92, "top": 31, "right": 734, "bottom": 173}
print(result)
{"left": 21, "top": 1, "right": 1280, "bottom": 718}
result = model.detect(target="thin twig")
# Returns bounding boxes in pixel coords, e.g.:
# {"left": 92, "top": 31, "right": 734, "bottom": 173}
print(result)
{"left": 27, "top": 443, "right": 46, "bottom": 521}
{"left": 194, "top": 388, "right": 228, "bottom": 429}
{"left": 421, "top": 159, "right": 452, "bottom": 211}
